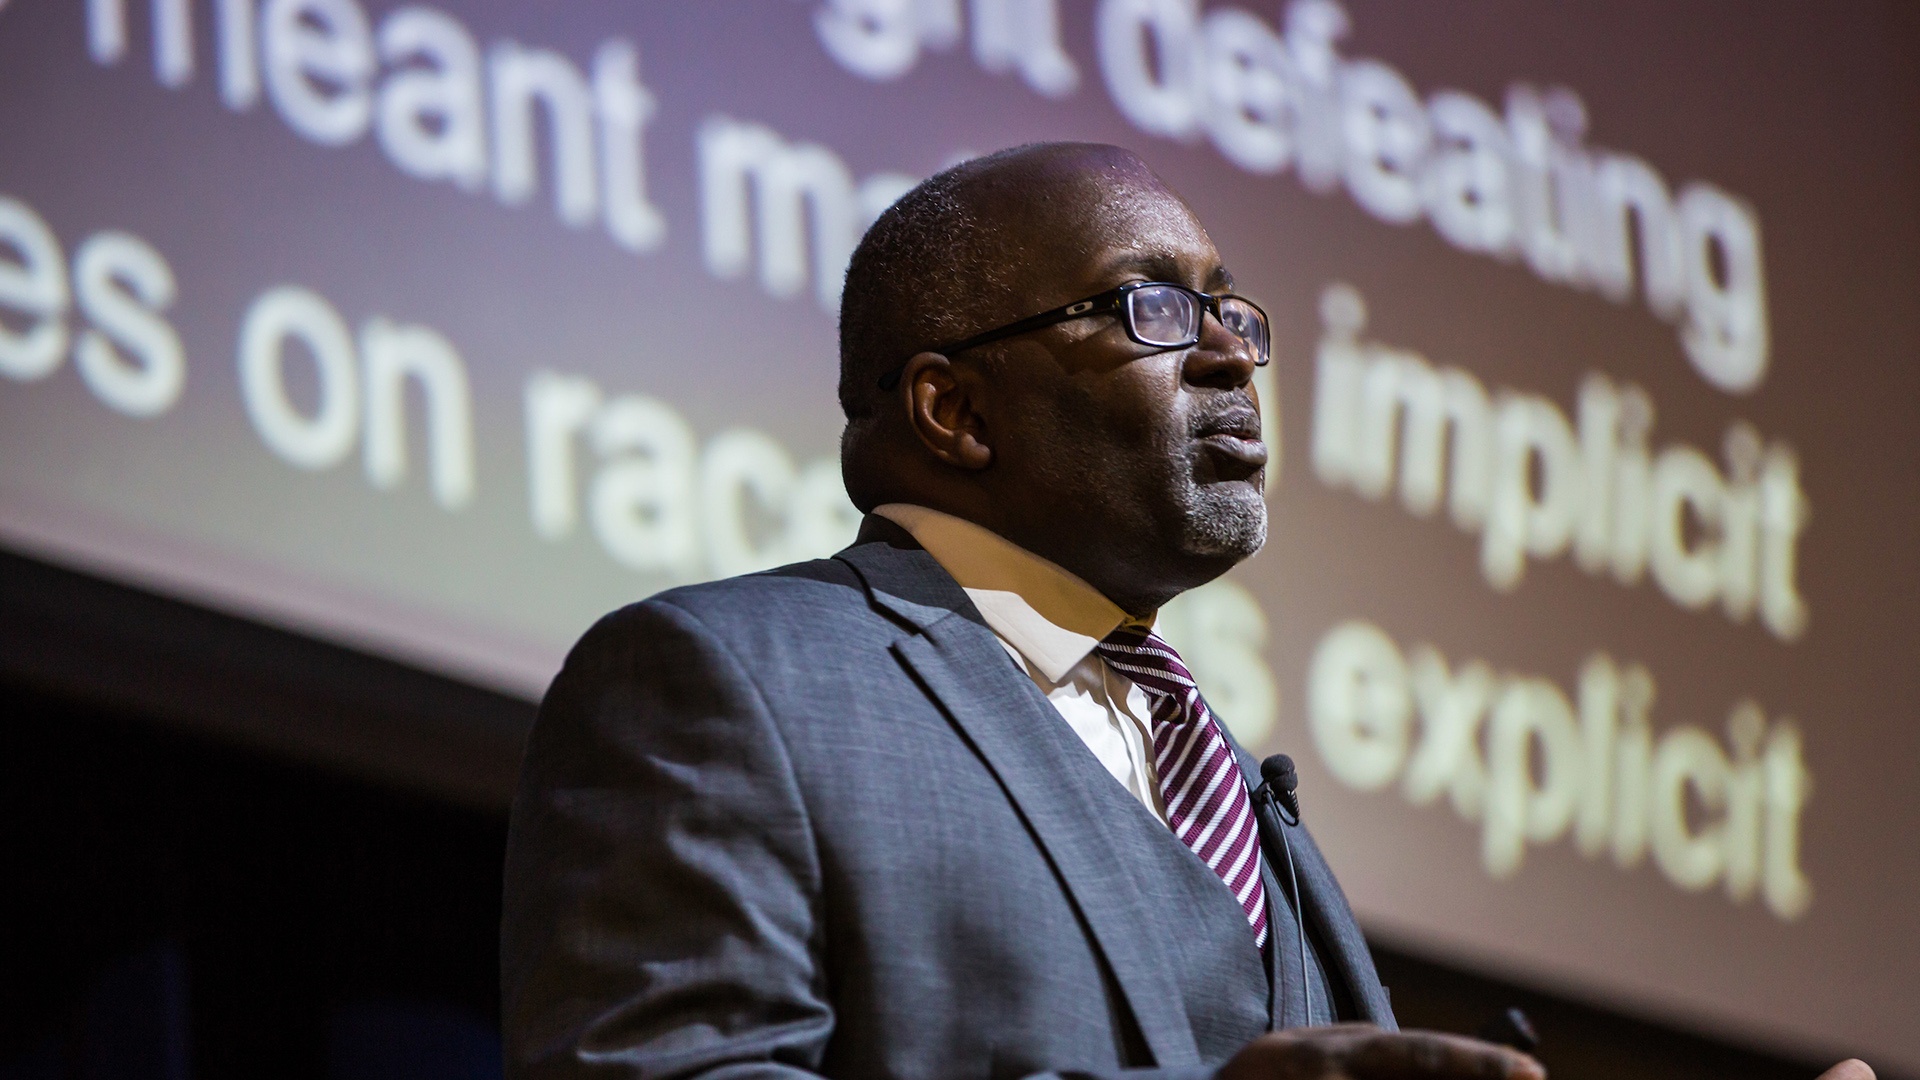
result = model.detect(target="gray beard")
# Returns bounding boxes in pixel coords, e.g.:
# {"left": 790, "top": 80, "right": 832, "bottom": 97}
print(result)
{"left": 1176, "top": 477, "right": 1268, "bottom": 559}
{"left": 1173, "top": 391, "right": 1268, "bottom": 560}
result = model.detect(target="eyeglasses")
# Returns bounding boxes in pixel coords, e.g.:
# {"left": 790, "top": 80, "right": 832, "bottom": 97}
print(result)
{"left": 876, "top": 281, "right": 1271, "bottom": 390}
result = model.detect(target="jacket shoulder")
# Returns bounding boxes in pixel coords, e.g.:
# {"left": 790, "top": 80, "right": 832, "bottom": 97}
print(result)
{"left": 648, "top": 557, "right": 871, "bottom": 624}
{"left": 571, "top": 556, "right": 892, "bottom": 668}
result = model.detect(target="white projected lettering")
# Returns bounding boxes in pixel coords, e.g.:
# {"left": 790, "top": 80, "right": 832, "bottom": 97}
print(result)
{"left": 698, "top": 116, "right": 918, "bottom": 310}
{"left": 0, "top": 172, "right": 859, "bottom": 563}
{"left": 523, "top": 370, "right": 863, "bottom": 581}
{"left": 777, "top": 0, "right": 1760, "bottom": 394}
{"left": 1310, "top": 283, "right": 1809, "bottom": 640}
{"left": 238, "top": 285, "right": 364, "bottom": 471}
{"left": 83, "top": 0, "right": 1772, "bottom": 394}
{"left": 0, "top": 198, "right": 184, "bottom": 418}
{"left": 237, "top": 283, "right": 474, "bottom": 509}
{"left": 262, "top": 0, "right": 374, "bottom": 146}
{"left": 1302, "top": 274, "right": 1820, "bottom": 920}
{"left": 360, "top": 318, "right": 474, "bottom": 508}
{"left": 71, "top": 231, "right": 186, "bottom": 417}
{"left": 813, "top": 0, "right": 926, "bottom": 81}
{"left": 0, "top": 196, "right": 73, "bottom": 382}
{"left": 593, "top": 41, "right": 669, "bottom": 253}
{"left": 833, "top": 0, "right": 1780, "bottom": 395}
{"left": 585, "top": 393, "right": 700, "bottom": 576}
{"left": 87, "top": 0, "right": 194, "bottom": 87}
{"left": 489, "top": 39, "right": 598, "bottom": 228}
{"left": 813, "top": 0, "right": 1078, "bottom": 98}
{"left": 1092, "top": 0, "right": 1772, "bottom": 393}
{"left": 1309, "top": 619, "right": 1814, "bottom": 920}
{"left": 1097, "top": 0, "right": 1203, "bottom": 139}
{"left": 374, "top": 6, "right": 487, "bottom": 192}
{"left": 88, "top": 0, "right": 667, "bottom": 254}
{"left": 701, "top": 429, "right": 803, "bottom": 578}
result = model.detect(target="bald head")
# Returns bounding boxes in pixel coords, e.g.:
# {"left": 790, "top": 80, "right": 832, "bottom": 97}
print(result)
{"left": 838, "top": 142, "right": 1186, "bottom": 504}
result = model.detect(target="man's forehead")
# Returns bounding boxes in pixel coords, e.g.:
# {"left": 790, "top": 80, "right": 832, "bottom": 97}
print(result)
{"left": 959, "top": 146, "right": 1221, "bottom": 290}
{"left": 965, "top": 146, "right": 1184, "bottom": 234}
{"left": 960, "top": 142, "right": 1154, "bottom": 197}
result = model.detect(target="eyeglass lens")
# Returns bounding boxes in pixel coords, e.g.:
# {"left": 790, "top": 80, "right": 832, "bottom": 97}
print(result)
{"left": 1126, "top": 285, "right": 1199, "bottom": 346}
{"left": 1124, "top": 285, "right": 1268, "bottom": 361}
{"left": 1219, "top": 297, "right": 1268, "bottom": 360}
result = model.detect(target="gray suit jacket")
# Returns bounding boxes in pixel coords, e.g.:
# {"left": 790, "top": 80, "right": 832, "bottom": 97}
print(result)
{"left": 502, "top": 522, "right": 1395, "bottom": 1080}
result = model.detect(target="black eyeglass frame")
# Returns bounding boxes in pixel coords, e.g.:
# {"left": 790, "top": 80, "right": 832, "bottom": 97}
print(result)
{"left": 876, "top": 281, "right": 1270, "bottom": 390}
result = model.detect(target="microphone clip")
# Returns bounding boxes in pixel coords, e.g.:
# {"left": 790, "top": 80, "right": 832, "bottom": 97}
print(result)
{"left": 1257, "top": 754, "right": 1302, "bottom": 826}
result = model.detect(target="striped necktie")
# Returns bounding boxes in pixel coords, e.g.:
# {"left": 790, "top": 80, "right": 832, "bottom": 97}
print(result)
{"left": 1096, "top": 627, "right": 1269, "bottom": 948}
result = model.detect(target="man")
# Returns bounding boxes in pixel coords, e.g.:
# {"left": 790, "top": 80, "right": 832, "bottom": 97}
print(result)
{"left": 499, "top": 144, "right": 1866, "bottom": 1080}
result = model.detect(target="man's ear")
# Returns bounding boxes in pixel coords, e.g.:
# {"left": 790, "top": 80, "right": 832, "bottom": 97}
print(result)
{"left": 902, "top": 351, "right": 992, "bottom": 471}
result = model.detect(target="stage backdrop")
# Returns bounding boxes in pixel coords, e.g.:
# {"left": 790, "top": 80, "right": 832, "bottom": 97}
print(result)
{"left": 2, "top": 0, "right": 1915, "bottom": 1068}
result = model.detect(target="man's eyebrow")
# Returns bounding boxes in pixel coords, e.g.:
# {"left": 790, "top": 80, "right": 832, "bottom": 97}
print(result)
{"left": 1092, "top": 253, "right": 1235, "bottom": 290}
{"left": 1092, "top": 251, "right": 1180, "bottom": 282}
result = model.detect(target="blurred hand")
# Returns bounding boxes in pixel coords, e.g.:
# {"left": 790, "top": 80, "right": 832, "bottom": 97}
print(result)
{"left": 1815, "top": 1061, "right": 1873, "bottom": 1080}
{"left": 1218, "top": 1024, "right": 1545, "bottom": 1080}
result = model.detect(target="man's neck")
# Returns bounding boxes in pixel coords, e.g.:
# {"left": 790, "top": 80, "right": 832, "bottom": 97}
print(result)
{"left": 871, "top": 504, "right": 1143, "bottom": 623}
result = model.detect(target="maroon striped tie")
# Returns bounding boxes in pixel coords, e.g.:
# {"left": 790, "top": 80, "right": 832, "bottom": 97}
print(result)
{"left": 1096, "top": 627, "right": 1269, "bottom": 948}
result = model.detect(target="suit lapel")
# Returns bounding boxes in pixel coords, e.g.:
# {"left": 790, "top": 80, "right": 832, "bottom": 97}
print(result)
{"left": 1257, "top": 856, "right": 1286, "bottom": 1028}
{"left": 1229, "top": 742, "right": 1396, "bottom": 1030}
{"left": 1289, "top": 823, "right": 1396, "bottom": 1028}
{"left": 841, "top": 521, "right": 1396, "bottom": 1034}
{"left": 837, "top": 536, "right": 1204, "bottom": 1068}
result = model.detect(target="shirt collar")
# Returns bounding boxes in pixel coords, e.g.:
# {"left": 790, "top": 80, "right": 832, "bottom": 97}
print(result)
{"left": 874, "top": 504, "right": 1146, "bottom": 685}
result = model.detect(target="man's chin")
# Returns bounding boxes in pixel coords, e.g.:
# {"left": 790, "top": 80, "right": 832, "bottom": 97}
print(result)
{"left": 1177, "top": 484, "right": 1268, "bottom": 561}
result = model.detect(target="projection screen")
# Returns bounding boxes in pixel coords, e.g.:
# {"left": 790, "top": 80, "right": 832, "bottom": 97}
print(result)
{"left": 2, "top": 0, "right": 1915, "bottom": 1070}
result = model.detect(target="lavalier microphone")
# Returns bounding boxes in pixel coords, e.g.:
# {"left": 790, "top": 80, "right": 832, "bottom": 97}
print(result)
{"left": 1261, "top": 754, "right": 1301, "bottom": 825}
{"left": 1253, "top": 753, "right": 1312, "bottom": 1027}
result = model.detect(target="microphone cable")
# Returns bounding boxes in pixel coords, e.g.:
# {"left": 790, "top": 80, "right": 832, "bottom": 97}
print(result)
{"left": 1256, "top": 754, "right": 1313, "bottom": 1028}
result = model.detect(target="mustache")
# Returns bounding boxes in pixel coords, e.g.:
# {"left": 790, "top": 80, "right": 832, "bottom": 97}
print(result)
{"left": 1189, "top": 393, "right": 1262, "bottom": 440}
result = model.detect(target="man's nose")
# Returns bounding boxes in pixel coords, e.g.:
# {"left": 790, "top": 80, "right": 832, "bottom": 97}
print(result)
{"left": 1183, "top": 311, "right": 1258, "bottom": 389}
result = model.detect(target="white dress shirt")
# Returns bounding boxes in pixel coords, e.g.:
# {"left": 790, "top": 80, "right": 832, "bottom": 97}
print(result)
{"left": 874, "top": 504, "right": 1167, "bottom": 822}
